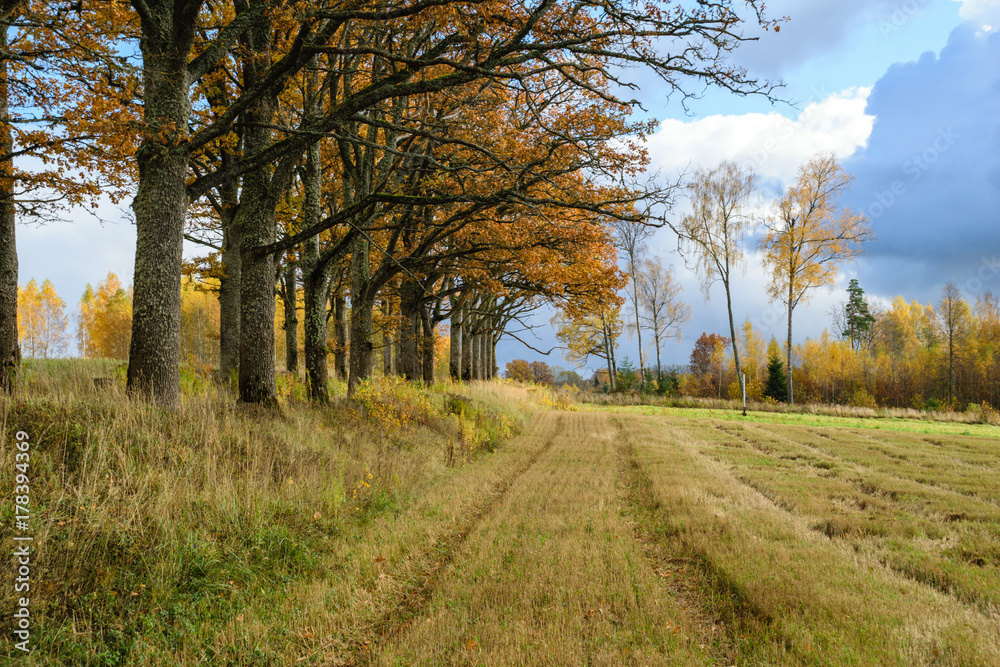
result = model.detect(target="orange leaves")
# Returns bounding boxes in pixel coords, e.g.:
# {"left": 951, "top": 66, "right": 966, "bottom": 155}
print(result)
{"left": 1, "top": 0, "right": 141, "bottom": 207}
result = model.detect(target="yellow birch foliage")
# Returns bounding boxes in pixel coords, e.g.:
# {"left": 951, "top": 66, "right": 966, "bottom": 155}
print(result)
{"left": 180, "top": 277, "right": 220, "bottom": 368}
{"left": 17, "top": 279, "right": 42, "bottom": 358}
{"left": 759, "top": 154, "right": 873, "bottom": 311}
{"left": 78, "top": 273, "right": 132, "bottom": 360}
{"left": 18, "top": 278, "right": 69, "bottom": 358}
{"left": 739, "top": 318, "right": 766, "bottom": 399}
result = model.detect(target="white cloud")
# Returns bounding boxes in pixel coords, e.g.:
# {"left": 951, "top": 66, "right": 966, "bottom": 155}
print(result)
{"left": 645, "top": 88, "right": 875, "bottom": 188}
{"left": 955, "top": 0, "right": 1000, "bottom": 30}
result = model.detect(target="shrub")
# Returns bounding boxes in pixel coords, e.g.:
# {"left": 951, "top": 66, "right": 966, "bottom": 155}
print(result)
{"left": 848, "top": 388, "right": 878, "bottom": 409}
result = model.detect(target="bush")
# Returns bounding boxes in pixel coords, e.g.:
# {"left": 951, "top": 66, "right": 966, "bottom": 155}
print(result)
{"left": 616, "top": 357, "right": 638, "bottom": 392}
{"left": 848, "top": 388, "right": 878, "bottom": 409}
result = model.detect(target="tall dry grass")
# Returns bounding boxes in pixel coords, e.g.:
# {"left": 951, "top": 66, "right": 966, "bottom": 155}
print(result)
{"left": 0, "top": 362, "right": 531, "bottom": 664}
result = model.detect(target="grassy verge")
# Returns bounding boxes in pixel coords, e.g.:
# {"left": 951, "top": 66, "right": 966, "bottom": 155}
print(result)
{"left": 580, "top": 391, "right": 1000, "bottom": 428}
{"left": 588, "top": 402, "right": 1000, "bottom": 438}
{"left": 0, "top": 362, "right": 536, "bottom": 665}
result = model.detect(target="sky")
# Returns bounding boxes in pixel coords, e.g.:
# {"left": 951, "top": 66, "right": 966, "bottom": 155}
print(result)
{"left": 15, "top": 0, "right": 1000, "bottom": 375}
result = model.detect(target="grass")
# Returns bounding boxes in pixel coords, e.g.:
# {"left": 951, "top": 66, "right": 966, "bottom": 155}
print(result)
{"left": 580, "top": 391, "right": 1000, "bottom": 429}
{"left": 0, "top": 362, "right": 535, "bottom": 665}
{"left": 588, "top": 402, "right": 1000, "bottom": 438}
{"left": 617, "top": 413, "right": 1000, "bottom": 665}
{"left": 374, "top": 412, "right": 716, "bottom": 666}
{"left": 4, "top": 364, "right": 999, "bottom": 665}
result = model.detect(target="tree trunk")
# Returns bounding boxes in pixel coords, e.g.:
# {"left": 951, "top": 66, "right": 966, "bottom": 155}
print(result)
{"left": 786, "top": 299, "right": 795, "bottom": 406}
{"left": 948, "top": 336, "right": 955, "bottom": 407}
{"left": 632, "top": 279, "right": 645, "bottom": 385}
{"left": 461, "top": 298, "right": 474, "bottom": 381}
{"left": 301, "top": 132, "right": 331, "bottom": 401}
{"left": 334, "top": 294, "right": 349, "bottom": 380}
{"left": 489, "top": 326, "right": 497, "bottom": 380}
{"left": 472, "top": 328, "right": 482, "bottom": 381}
{"left": 237, "top": 191, "right": 277, "bottom": 404}
{"left": 725, "top": 283, "right": 744, "bottom": 404}
{"left": 449, "top": 295, "right": 462, "bottom": 381}
{"left": 127, "top": 6, "right": 197, "bottom": 404}
{"left": 601, "top": 310, "right": 617, "bottom": 392}
{"left": 283, "top": 263, "right": 298, "bottom": 373}
{"left": 347, "top": 235, "right": 374, "bottom": 395}
{"left": 0, "top": 30, "right": 19, "bottom": 392}
{"left": 393, "top": 324, "right": 403, "bottom": 377}
{"left": 302, "top": 263, "right": 331, "bottom": 402}
{"left": 421, "top": 307, "right": 434, "bottom": 383}
{"left": 218, "top": 215, "right": 241, "bottom": 381}
{"left": 381, "top": 297, "right": 393, "bottom": 377}
{"left": 236, "top": 15, "right": 280, "bottom": 406}
{"left": 398, "top": 279, "right": 421, "bottom": 380}
{"left": 601, "top": 313, "right": 618, "bottom": 391}
{"left": 604, "top": 336, "right": 616, "bottom": 392}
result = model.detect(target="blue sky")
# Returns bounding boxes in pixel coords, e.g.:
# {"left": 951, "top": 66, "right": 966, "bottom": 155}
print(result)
{"left": 16, "top": 0, "right": 1000, "bottom": 374}
{"left": 521, "top": 0, "right": 1000, "bottom": 378}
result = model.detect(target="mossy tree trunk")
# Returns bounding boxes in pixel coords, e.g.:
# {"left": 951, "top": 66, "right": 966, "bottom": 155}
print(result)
{"left": 0, "top": 26, "right": 18, "bottom": 392}
{"left": 449, "top": 294, "right": 462, "bottom": 381}
{"left": 218, "top": 192, "right": 241, "bottom": 382}
{"left": 300, "top": 119, "right": 332, "bottom": 401}
{"left": 236, "top": 16, "right": 279, "bottom": 406}
{"left": 127, "top": 0, "right": 203, "bottom": 404}
{"left": 282, "top": 261, "right": 298, "bottom": 373}
{"left": 461, "top": 296, "right": 475, "bottom": 381}
{"left": 398, "top": 278, "right": 421, "bottom": 380}
{"left": 347, "top": 234, "right": 375, "bottom": 395}
{"left": 381, "top": 296, "right": 394, "bottom": 377}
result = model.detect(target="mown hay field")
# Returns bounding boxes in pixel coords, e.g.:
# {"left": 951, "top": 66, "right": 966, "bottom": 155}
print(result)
{"left": 617, "top": 410, "right": 1000, "bottom": 666}
{"left": 3, "top": 370, "right": 999, "bottom": 665}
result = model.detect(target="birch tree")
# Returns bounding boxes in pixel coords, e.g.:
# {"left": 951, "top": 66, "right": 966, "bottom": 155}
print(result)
{"left": 636, "top": 256, "right": 690, "bottom": 380}
{"left": 758, "top": 153, "right": 872, "bottom": 404}
{"left": 677, "top": 160, "right": 756, "bottom": 405}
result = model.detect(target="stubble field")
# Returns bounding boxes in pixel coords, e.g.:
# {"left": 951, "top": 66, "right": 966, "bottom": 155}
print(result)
{"left": 369, "top": 409, "right": 1000, "bottom": 665}
{"left": 3, "top": 376, "right": 999, "bottom": 665}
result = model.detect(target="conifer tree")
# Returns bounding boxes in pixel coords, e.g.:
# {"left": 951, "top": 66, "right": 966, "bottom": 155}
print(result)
{"left": 764, "top": 337, "right": 788, "bottom": 402}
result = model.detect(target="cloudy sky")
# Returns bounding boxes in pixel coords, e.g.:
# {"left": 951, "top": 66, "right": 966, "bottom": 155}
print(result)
{"left": 518, "top": 0, "right": 1000, "bottom": 377}
{"left": 16, "top": 0, "right": 1000, "bottom": 374}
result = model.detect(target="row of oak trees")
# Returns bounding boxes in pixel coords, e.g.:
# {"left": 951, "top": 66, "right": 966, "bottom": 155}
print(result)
{"left": 0, "top": 0, "right": 784, "bottom": 403}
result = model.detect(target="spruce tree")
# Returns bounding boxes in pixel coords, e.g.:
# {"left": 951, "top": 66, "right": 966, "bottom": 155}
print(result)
{"left": 764, "top": 353, "right": 788, "bottom": 402}
{"left": 845, "top": 278, "right": 875, "bottom": 350}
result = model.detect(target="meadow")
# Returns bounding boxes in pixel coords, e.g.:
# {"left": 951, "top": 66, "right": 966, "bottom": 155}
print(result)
{"left": 2, "top": 364, "right": 998, "bottom": 665}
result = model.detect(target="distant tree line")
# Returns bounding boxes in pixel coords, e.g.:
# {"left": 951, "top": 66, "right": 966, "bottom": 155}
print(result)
{"left": 681, "top": 282, "right": 1000, "bottom": 411}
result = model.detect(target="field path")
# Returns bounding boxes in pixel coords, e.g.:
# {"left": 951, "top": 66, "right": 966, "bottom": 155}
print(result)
{"left": 370, "top": 411, "right": 717, "bottom": 666}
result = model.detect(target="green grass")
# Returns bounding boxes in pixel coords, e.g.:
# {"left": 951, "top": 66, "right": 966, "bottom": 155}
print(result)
{"left": 590, "top": 403, "right": 1000, "bottom": 437}
{"left": 6, "top": 366, "right": 999, "bottom": 665}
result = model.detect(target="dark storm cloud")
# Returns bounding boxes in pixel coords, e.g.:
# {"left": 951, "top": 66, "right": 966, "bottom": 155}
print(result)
{"left": 843, "top": 24, "right": 1000, "bottom": 301}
